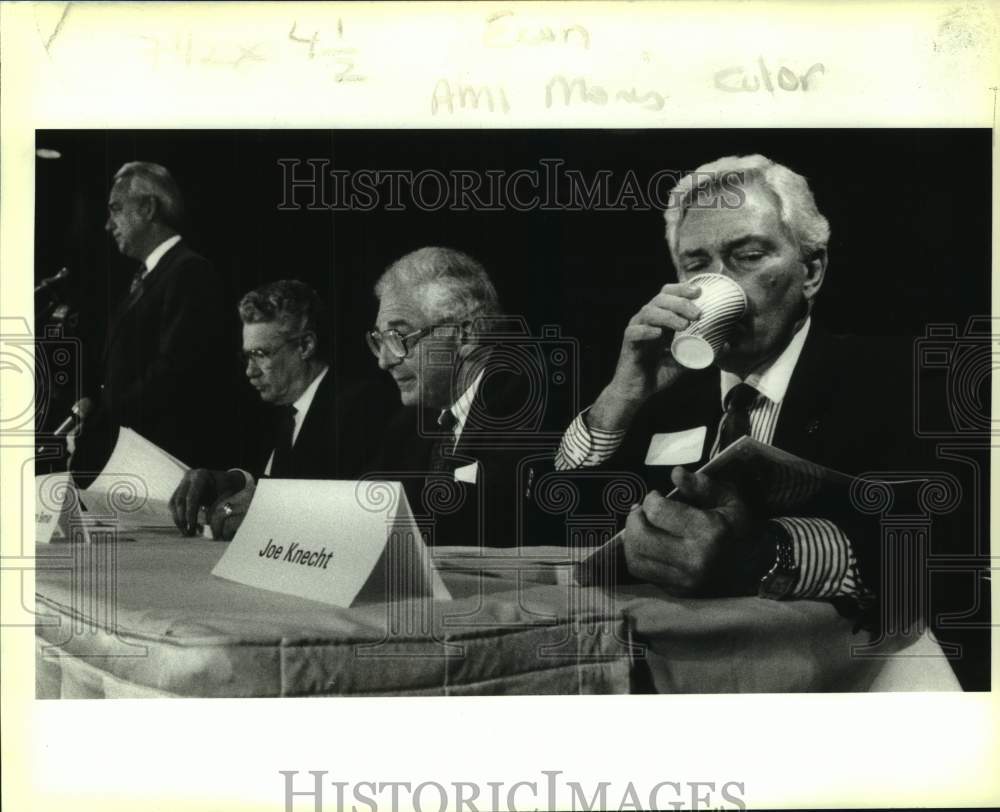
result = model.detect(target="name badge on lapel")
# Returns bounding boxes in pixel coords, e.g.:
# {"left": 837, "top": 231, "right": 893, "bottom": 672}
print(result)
{"left": 644, "top": 426, "right": 707, "bottom": 466}
{"left": 454, "top": 461, "right": 478, "bottom": 484}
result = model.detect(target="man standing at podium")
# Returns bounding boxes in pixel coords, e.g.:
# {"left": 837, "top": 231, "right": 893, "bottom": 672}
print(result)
{"left": 71, "top": 161, "right": 230, "bottom": 475}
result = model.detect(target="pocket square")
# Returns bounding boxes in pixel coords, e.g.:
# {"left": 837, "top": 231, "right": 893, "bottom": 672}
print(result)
{"left": 644, "top": 426, "right": 707, "bottom": 466}
{"left": 454, "top": 461, "right": 479, "bottom": 484}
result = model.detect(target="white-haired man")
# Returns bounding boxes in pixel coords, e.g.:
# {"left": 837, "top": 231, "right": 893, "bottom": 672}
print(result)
{"left": 557, "top": 154, "right": 926, "bottom": 621}
{"left": 72, "top": 162, "right": 231, "bottom": 475}
{"left": 366, "top": 246, "right": 569, "bottom": 548}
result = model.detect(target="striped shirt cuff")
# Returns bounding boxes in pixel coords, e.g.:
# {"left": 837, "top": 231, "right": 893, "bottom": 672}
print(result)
{"left": 555, "top": 410, "right": 627, "bottom": 470}
{"left": 771, "top": 516, "right": 872, "bottom": 602}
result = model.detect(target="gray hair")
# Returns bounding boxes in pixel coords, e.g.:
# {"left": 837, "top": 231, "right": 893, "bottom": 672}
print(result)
{"left": 663, "top": 154, "right": 830, "bottom": 267}
{"left": 238, "top": 280, "right": 330, "bottom": 360}
{"left": 113, "top": 162, "right": 185, "bottom": 231}
{"left": 375, "top": 246, "right": 500, "bottom": 326}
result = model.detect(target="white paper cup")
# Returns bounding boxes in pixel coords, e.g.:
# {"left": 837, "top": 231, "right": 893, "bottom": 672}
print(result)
{"left": 670, "top": 273, "right": 748, "bottom": 369}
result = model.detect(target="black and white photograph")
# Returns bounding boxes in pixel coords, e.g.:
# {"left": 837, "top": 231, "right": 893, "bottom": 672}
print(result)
{"left": 30, "top": 127, "right": 992, "bottom": 700}
{"left": 3, "top": 3, "right": 998, "bottom": 811}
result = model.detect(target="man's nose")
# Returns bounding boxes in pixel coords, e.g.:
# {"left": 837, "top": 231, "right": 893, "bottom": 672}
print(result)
{"left": 376, "top": 344, "right": 401, "bottom": 371}
{"left": 104, "top": 217, "right": 113, "bottom": 232}
{"left": 700, "top": 257, "right": 727, "bottom": 276}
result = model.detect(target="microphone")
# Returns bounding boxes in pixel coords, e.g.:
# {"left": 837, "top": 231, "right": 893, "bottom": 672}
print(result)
{"left": 52, "top": 398, "right": 93, "bottom": 437}
{"left": 38, "top": 398, "right": 93, "bottom": 457}
{"left": 35, "top": 267, "right": 70, "bottom": 296}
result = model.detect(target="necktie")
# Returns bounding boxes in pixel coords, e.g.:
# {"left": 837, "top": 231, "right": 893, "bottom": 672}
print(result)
{"left": 428, "top": 408, "right": 458, "bottom": 473}
{"left": 129, "top": 265, "right": 147, "bottom": 294}
{"left": 123, "top": 265, "right": 147, "bottom": 309}
{"left": 717, "top": 382, "right": 758, "bottom": 451}
{"left": 269, "top": 405, "right": 298, "bottom": 477}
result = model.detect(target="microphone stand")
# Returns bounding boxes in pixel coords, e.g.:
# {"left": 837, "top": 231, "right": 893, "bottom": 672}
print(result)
{"left": 35, "top": 269, "right": 81, "bottom": 470}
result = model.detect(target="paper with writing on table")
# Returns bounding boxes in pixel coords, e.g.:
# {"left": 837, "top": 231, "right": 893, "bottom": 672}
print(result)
{"left": 78, "top": 427, "right": 189, "bottom": 528}
{"left": 212, "top": 479, "right": 450, "bottom": 608}
{"left": 575, "top": 436, "right": 856, "bottom": 587}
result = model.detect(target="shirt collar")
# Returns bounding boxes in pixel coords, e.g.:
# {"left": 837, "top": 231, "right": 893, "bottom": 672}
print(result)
{"left": 720, "top": 317, "right": 811, "bottom": 406}
{"left": 142, "top": 234, "right": 182, "bottom": 276}
{"left": 292, "top": 364, "right": 329, "bottom": 422}
{"left": 445, "top": 369, "right": 486, "bottom": 436}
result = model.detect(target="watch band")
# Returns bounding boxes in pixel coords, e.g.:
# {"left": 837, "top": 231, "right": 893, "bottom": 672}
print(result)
{"left": 758, "top": 521, "right": 800, "bottom": 600}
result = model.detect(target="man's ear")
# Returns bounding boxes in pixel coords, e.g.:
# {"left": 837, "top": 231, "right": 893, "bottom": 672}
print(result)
{"left": 299, "top": 332, "right": 318, "bottom": 360}
{"left": 456, "top": 320, "right": 478, "bottom": 351}
{"left": 136, "top": 194, "right": 158, "bottom": 223}
{"left": 802, "top": 247, "right": 827, "bottom": 300}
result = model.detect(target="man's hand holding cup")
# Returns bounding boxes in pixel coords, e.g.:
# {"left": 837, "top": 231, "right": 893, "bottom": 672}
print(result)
{"left": 589, "top": 282, "right": 702, "bottom": 431}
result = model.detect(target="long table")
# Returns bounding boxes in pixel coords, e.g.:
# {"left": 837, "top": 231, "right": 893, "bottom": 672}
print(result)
{"left": 34, "top": 531, "right": 959, "bottom": 697}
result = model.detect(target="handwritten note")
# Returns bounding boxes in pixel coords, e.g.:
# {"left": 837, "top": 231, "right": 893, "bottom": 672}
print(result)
{"left": 714, "top": 58, "right": 826, "bottom": 93}
{"left": 483, "top": 10, "right": 591, "bottom": 50}
{"left": 134, "top": 17, "right": 366, "bottom": 84}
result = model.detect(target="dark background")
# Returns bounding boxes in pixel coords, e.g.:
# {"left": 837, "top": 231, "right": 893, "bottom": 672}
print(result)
{"left": 34, "top": 128, "right": 991, "bottom": 411}
{"left": 32, "top": 129, "right": 993, "bottom": 690}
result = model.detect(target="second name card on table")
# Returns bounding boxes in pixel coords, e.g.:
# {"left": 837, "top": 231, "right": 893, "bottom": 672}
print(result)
{"left": 211, "top": 479, "right": 450, "bottom": 607}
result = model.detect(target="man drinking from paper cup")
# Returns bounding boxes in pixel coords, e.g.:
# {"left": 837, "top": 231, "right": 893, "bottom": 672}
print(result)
{"left": 555, "top": 154, "right": 928, "bottom": 622}
{"left": 169, "top": 281, "right": 392, "bottom": 539}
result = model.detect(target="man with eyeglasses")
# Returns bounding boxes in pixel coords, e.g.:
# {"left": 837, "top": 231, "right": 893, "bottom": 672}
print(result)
{"left": 169, "top": 280, "right": 391, "bottom": 538}
{"left": 365, "top": 246, "right": 569, "bottom": 548}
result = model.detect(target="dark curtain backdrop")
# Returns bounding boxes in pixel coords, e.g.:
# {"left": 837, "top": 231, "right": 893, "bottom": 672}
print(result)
{"left": 34, "top": 128, "right": 991, "bottom": 419}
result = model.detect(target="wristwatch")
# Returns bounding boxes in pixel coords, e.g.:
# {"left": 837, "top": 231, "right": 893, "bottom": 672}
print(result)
{"left": 758, "top": 521, "right": 800, "bottom": 600}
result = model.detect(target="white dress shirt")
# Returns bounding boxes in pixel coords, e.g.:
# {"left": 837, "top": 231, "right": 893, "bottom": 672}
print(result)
{"left": 441, "top": 369, "right": 486, "bottom": 450}
{"left": 140, "top": 234, "right": 182, "bottom": 279}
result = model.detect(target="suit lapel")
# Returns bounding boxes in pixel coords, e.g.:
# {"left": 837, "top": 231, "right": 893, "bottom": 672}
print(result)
{"left": 694, "top": 375, "right": 723, "bottom": 467}
{"left": 656, "top": 370, "right": 720, "bottom": 468}
{"left": 288, "top": 368, "right": 333, "bottom": 473}
{"left": 105, "top": 241, "right": 183, "bottom": 354}
{"left": 452, "top": 361, "right": 520, "bottom": 464}
{"left": 771, "top": 324, "right": 838, "bottom": 459}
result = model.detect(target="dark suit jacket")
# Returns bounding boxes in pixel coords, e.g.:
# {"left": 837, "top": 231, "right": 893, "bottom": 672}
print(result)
{"left": 591, "top": 323, "right": 963, "bottom": 626}
{"left": 610, "top": 325, "right": 918, "bottom": 474}
{"left": 238, "top": 371, "right": 397, "bottom": 482}
{"left": 368, "top": 361, "right": 573, "bottom": 548}
{"left": 76, "top": 240, "right": 233, "bottom": 473}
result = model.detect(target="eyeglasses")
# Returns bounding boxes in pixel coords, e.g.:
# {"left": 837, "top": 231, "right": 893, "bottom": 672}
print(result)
{"left": 238, "top": 335, "right": 303, "bottom": 367}
{"left": 365, "top": 322, "right": 461, "bottom": 360}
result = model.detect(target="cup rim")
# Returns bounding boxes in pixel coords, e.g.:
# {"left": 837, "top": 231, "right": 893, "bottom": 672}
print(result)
{"left": 685, "top": 272, "right": 748, "bottom": 308}
{"left": 670, "top": 333, "right": 715, "bottom": 369}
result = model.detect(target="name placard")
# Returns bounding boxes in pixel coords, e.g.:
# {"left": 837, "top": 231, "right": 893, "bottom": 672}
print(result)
{"left": 211, "top": 479, "right": 450, "bottom": 607}
{"left": 35, "top": 472, "right": 85, "bottom": 544}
